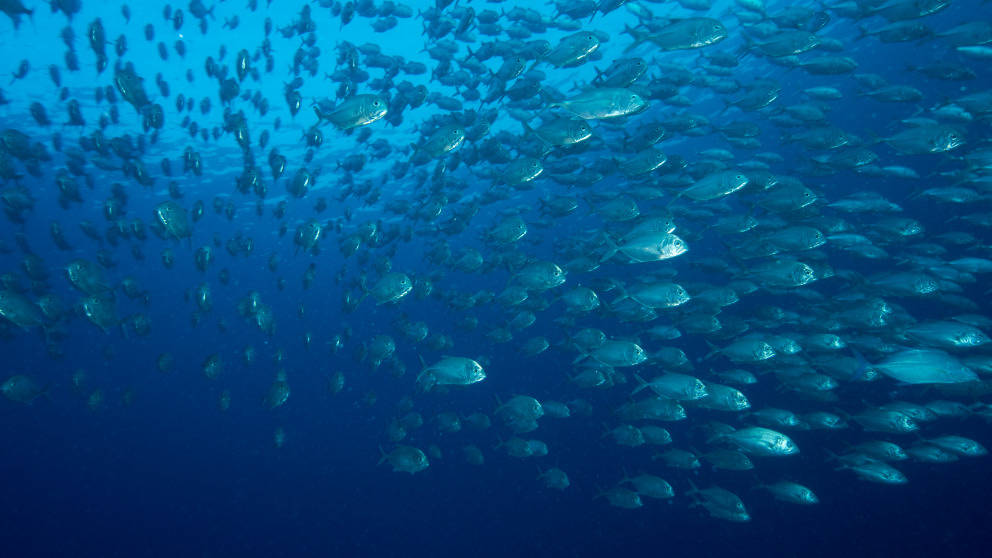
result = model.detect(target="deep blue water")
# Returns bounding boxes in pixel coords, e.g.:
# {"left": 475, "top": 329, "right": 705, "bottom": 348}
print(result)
{"left": 2, "top": 0, "right": 992, "bottom": 556}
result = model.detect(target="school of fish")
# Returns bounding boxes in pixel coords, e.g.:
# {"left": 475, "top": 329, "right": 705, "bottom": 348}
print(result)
{"left": 2, "top": 0, "right": 992, "bottom": 522}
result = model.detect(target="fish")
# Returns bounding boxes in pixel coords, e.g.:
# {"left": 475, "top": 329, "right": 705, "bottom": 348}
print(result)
{"left": 154, "top": 201, "right": 192, "bottom": 241}
{"left": 875, "top": 349, "right": 979, "bottom": 384}
{"left": 551, "top": 88, "right": 648, "bottom": 119}
{"left": 687, "top": 482, "right": 750, "bottom": 522}
{"left": 363, "top": 272, "right": 413, "bottom": 305}
{"left": 0, "top": 289, "right": 46, "bottom": 330}
{"left": 1, "top": 374, "right": 47, "bottom": 403}
{"left": 378, "top": 445, "right": 429, "bottom": 474}
{"left": 712, "top": 427, "right": 799, "bottom": 457}
{"left": 417, "top": 356, "right": 485, "bottom": 391}
{"left": 624, "top": 18, "right": 728, "bottom": 53}
{"left": 313, "top": 94, "right": 388, "bottom": 129}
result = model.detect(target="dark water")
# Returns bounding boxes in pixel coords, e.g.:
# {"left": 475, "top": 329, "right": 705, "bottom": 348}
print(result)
{"left": 2, "top": 0, "right": 991, "bottom": 556}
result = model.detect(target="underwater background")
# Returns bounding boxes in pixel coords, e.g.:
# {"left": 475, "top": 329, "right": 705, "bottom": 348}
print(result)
{"left": 2, "top": 0, "right": 992, "bottom": 556}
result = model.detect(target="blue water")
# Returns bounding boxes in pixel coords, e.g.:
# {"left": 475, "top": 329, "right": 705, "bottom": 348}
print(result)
{"left": 2, "top": 0, "right": 992, "bottom": 556}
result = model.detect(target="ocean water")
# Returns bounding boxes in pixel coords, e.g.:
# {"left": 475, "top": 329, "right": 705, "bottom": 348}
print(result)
{"left": 2, "top": 0, "right": 992, "bottom": 556}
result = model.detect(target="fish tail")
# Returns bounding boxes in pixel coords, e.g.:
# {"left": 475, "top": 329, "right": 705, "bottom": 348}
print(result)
{"left": 608, "top": 285, "right": 629, "bottom": 308}
{"left": 703, "top": 431, "right": 726, "bottom": 445}
{"left": 592, "top": 485, "right": 606, "bottom": 500}
{"left": 621, "top": 25, "right": 645, "bottom": 53}
{"left": 537, "top": 87, "right": 561, "bottom": 108}
{"left": 848, "top": 346, "right": 870, "bottom": 381}
{"left": 598, "top": 232, "right": 619, "bottom": 263}
{"left": 736, "top": 35, "right": 754, "bottom": 59}
{"left": 717, "top": 97, "right": 734, "bottom": 116}
{"left": 702, "top": 340, "right": 719, "bottom": 361}
{"left": 631, "top": 373, "right": 648, "bottom": 395}
{"left": 570, "top": 352, "right": 591, "bottom": 366}
{"left": 621, "top": 463, "right": 637, "bottom": 483}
